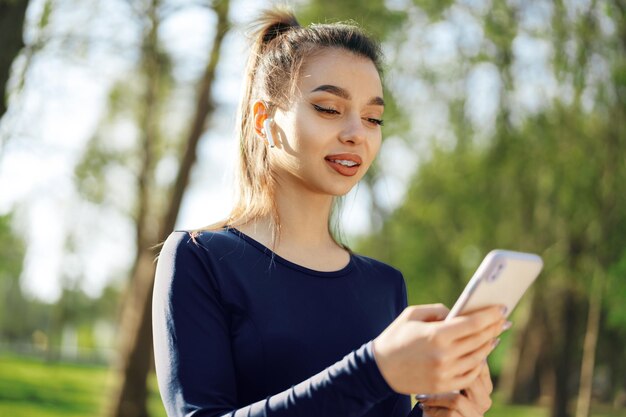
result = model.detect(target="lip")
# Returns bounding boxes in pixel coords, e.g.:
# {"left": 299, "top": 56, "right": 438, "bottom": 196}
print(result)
{"left": 324, "top": 153, "right": 363, "bottom": 165}
{"left": 324, "top": 153, "right": 363, "bottom": 177}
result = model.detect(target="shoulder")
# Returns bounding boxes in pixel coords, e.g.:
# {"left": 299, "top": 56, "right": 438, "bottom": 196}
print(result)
{"left": 160, "top": 228, "right": 243, "bottom": 259}
{"left": 155, "top": 229, "right": 244, "bottom": 297}
{"left": 156, "top": 228, "right": 246, "bottom": 285}
{"left": 350, "top": 253, "right": 408, "bottom": 313}
{"left": 350, "top": 252, "right": 404, "bottom": 280}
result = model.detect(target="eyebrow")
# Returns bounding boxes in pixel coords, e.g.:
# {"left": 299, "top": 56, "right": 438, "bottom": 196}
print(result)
{"left": 310, "top": 84, "right": 385, "bottom": 106}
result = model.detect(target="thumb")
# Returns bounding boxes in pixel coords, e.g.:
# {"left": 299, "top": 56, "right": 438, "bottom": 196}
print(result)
{"left": 404, "top": 304, "right": 450, "bottom": 322}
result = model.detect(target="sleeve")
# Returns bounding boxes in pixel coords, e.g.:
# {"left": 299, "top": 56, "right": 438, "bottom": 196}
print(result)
{"left": 393, "top": 274, "right": 424, "bottom": 417}
{"left": 152, "top": 231, "right": 397, "bottom": 417}
{"left": 398, "top": 273, "right": 409, "bottom": 315}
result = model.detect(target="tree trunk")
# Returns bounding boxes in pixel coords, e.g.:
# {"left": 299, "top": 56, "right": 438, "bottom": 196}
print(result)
{"left": 107, "top": 0, "right": 162, "bottom": 415}
{"left": 106, "top": 1, "right": 230, "bottom": 416}
{"left": 501, "top": 293, "right": 545, "bottom": 404}
{"left": 108, "top": 250, "right": 156, "bottom": 417}
{"left": 499, "top": 292, "right": 535, "bottom": 403}
{"left": 0, "top": 0, "right": 29, "bottom": 119}
{"left": 550, "top": 289, "right": 580, "bottom": 417}
{"left": 575, "top": 270, "right": 604, "bottom": 417}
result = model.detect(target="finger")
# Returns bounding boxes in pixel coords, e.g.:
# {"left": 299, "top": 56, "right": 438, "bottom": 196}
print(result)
{"left": 462, "top": 365, "right": 492, "bottom": 413}
{"left": 421, "top": 405, "right": 460, "bottom": 417}
{"left": 420, "top": 393, "right": 481, "bottom": 417}
{"left": 450, "top": 360, "right": 486, "bottom": 392}
{"left": 446, "top": 319, "right": 506, "bottom": 359}
{"left": 421, "top": 405, "right": 473, "bottom": 417}
{"left": 447, "top": 337, "right": 496, "bottom": 379}
{"left": 405, "top": 304, "right": 451, "bottom": 322}
{"left": 420, "top": 404, "right": 464, "bottom": 417}
{"left": 440, "top": 305, "right": 506, "bottom": 341}
{"left": 478, "top": 362, "right": 493, "bottom": 394}
{"left": 477, "top": 363, "right": 494, "bottom": 411}
{"left": 464, "top": 365, "right": 490, "bottom": 400}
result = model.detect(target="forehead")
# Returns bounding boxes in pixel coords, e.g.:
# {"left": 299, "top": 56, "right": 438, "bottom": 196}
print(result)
{"left": 296, "top": 48, "right": 383, "bottom": 99}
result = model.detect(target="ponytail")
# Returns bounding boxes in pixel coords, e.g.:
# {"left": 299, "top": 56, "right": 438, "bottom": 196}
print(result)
{"left": 254, "top": 9, "right": 299, "bottom": 47}
{"left": 208, "top": 9, "right": 300, "bottom": 247}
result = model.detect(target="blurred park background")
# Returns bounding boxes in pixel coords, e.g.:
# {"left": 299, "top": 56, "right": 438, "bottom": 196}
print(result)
{"left": 0, "top": 0, "right": 625, "bottom": 416}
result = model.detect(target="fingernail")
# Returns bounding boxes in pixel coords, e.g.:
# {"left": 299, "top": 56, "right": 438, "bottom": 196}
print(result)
{"left": 502, "top": 320, "right": 513, "bottom": 331}
{"left": 492, "top": 338, "right": 501, "bottom": 349}
{"left": 501, "top": 306, "right": 508, "bottom": 317}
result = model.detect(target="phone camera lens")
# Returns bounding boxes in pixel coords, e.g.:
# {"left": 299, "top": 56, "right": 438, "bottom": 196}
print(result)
{"left": 487, "top": 264, "right": 504, "bottom": 282}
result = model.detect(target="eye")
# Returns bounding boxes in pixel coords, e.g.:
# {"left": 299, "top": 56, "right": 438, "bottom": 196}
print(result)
{"left": 312, "top": 103, "right": 340, "bottom": 115}
{"left": 365, "top": 117, "right": 384, "bottom": 126}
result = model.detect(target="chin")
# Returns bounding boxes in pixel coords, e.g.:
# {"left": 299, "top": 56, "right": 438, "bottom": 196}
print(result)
{"left": 326, "top": 182, "right": 358, "bottom": 197}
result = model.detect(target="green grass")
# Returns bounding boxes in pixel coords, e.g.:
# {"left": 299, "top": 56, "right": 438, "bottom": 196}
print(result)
{"left": 410, "top": 395, "right": 626, "bottom": 417}
{"left": 489, "top": 402, "right": 626, "bottom": 417}
{"left": 1, "top": 353, "right": 624, "bottom": 417}
{"left": 0, "top": 353, "right": 166, "bottom": 417}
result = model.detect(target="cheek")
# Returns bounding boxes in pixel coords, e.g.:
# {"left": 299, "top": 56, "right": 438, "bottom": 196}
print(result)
{"left": 268, "top": 118, "right": 307, "bottom": 173}
{"left": 276, "top": 108, "right": 315, "bottom": 150}
{"left": 292, "top": 111, "right": 327, "bottom": 152}
{"left": 368, "top": 135, "right": 383, "bottom": 160}
{"left": 358, "top": 135, "right": 382, "bottom": 174}
{"left": 373, "top": 135, "right": 383, "bottom": 153}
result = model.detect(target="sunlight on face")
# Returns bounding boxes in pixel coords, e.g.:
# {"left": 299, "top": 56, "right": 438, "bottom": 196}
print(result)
{"left": 271, "top": 48, "right": 384, "bottom": 197}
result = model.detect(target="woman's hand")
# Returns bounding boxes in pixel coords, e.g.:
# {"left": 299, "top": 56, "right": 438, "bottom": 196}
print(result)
{"left": 462, "top": 362, "right": 494, "bottom": 414}
{"left": 371, "top": 304, "right": 505, "bottom": 395}
{"left": 417, "top": 363, "right": 495, "bottom": 416}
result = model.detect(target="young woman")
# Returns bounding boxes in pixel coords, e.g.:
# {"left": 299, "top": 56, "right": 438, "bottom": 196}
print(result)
{"left": 152, "top": 9, "right": 508, "bottom": 417}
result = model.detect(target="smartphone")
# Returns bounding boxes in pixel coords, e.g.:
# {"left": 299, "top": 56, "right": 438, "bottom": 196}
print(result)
{"left": 414, "top": 250, "right": 543, "bottom": 402}
{"left": 445, "top": 250, "right": 543, "bottom": 321}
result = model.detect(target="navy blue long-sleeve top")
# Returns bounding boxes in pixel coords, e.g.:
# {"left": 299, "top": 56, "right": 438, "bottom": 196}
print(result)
{"left": 152, "top": 227, "right": 422, "bottom": 417}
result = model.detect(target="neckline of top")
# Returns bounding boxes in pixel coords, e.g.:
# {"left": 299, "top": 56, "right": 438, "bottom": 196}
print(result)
{"left": 225, "top": 227, "right": 355, "bottom": 278}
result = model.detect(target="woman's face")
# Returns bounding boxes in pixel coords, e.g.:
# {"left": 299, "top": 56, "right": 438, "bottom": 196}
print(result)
{"left": 269, "top": 48, "right": 384, "bottom": 197}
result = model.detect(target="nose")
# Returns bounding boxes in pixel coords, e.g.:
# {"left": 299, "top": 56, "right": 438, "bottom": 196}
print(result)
{"left": 338, "top": 114, "right": 366, "bottom": 145}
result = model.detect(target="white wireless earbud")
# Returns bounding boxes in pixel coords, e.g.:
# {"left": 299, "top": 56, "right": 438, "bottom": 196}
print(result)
{"left": 263, "top": 118, "right": 275, "bottom": 148}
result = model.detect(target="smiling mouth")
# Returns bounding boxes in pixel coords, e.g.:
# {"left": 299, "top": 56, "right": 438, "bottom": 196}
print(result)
{"left": 325, "top": 158, "right": 361, "bottom": 167}
{"left": 324, "top": 155, "right": 362, "bottom": 177}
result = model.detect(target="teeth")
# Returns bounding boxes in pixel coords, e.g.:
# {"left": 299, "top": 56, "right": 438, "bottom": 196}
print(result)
{"left": 330, "top": 159, "right": 358, "bottom": 167}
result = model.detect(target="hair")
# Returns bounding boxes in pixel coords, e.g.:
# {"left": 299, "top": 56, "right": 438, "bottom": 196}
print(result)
{"left": 193, "top": 8, "right": 384, "bottom": 249}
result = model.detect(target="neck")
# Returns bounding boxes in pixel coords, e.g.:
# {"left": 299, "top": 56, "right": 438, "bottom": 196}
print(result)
{"left": 274, "top": 184, "right": 336, "bottom": 248}
{"left": 239, "top": 185, "right": 340, "bottom": 252}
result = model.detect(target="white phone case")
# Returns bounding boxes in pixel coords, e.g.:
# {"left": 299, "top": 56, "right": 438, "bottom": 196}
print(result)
{"left": 446, "top": 250, "right": 543, "bottom": 321}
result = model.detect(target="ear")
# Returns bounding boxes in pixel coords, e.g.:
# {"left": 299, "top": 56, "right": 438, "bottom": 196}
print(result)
{"left": 252, "top": 100, "right": 270, "bottom": 138}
